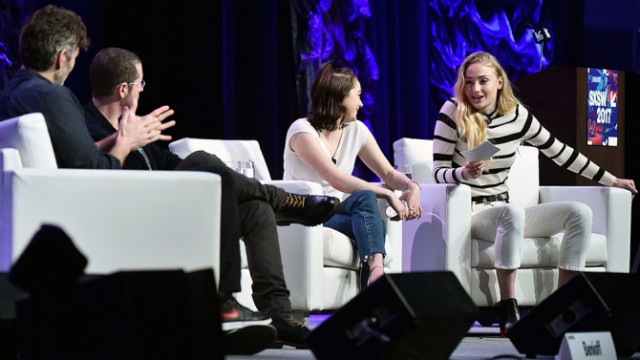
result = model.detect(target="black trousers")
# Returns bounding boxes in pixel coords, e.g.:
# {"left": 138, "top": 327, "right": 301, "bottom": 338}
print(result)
{"left": 175, "top": 151, "right": 292, "bottom": 317}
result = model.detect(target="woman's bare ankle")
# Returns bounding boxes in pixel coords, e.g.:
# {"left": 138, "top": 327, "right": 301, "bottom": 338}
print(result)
{"left": 367, "top": 265, "right": 384, "bottom": 286}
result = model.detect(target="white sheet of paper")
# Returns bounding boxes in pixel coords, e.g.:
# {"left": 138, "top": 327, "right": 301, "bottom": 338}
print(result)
{"left": 460, "top": 141, "right": 500, "bottom": 162}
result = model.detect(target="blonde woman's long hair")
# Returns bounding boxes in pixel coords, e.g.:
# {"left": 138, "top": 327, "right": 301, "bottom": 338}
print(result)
{"left": 453, "top": 51, "right": 520, "bottom": 148}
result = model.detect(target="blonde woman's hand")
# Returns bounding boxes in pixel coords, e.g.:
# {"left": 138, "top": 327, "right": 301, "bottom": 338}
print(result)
{"left": 463, "top": 160, "right": 485, "bottom": 180}
{"left": 613, "top": 178, "right": 637, "bottom": 199}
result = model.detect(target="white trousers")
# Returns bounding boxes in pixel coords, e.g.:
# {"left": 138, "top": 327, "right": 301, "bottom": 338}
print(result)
{"left": 471, "top": 201, "right": 592, "bottom": 271}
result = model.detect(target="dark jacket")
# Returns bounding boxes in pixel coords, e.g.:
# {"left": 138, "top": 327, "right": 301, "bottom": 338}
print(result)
{"left": 0, "top": 69, "right": 121, "bottom": 169}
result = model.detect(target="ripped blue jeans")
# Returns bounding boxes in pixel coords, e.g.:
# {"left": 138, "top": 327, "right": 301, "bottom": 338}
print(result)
{"left": 323, "top": 190, "right": 387, "bottom": 263}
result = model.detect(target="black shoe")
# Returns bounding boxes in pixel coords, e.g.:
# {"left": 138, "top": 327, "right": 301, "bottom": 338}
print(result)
{"left": 359, "top": 262, "right": 370, "bottom": 291}
{"left": 224, "top": 324, "right": 277, "bottom": 355}
{"left": 276, "top": 193, "right": 340, "bottom": 226}
{"left": 497, "top": 298, "right": 520, "bottom": 337}
{"left": 271, "top": 314, "right": 311, "bottom": 348}
{"left": 220, "top": 295, "right": 271, "bottom": 331}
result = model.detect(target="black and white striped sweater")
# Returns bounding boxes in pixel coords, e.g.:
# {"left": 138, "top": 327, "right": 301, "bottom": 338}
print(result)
{"left": 432, "top": 98, "right": 615, "bottom": 198}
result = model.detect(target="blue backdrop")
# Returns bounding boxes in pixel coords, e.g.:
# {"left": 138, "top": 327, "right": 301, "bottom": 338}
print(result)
{"left": 1, "top": 0, "right": 640, "bottom": 269}
{"left": 0, "top": 0, "right": 553, "bottom": 180}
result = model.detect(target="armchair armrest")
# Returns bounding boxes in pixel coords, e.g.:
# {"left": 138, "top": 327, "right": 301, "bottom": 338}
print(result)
{"left": 540, "top": 186, "right": 632, "bottom": 272}
{"left": 1, "top": 169, "right": 222, "bottom": 284}
{"left": 402, "top": 183, "right": 473, "bottom": 293}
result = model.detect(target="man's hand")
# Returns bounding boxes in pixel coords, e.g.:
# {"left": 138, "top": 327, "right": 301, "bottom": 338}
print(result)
{"left": 137, "top": 105, "right": 176, "bottom": 145}
{"left": 108, "top": 101, "right": 176, "bottom": 166}
{"left": 119, "top": 103, "right": 176, "bottom": 151}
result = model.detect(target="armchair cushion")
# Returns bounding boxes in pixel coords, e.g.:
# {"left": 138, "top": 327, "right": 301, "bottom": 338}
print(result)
{"left": 392, "top": 137, "right": 434, "bottom": 183}
{"left": 170, "top": 138, "right": 272, "bottom": 181}
{"left": 0, "top": 112, "right": 57, "bottom": 169}
{"left": 505, "top": 145, "right": 539, "bottom": 207}
{"left": 322, "top": 228, "right": 358, "bottom": 269}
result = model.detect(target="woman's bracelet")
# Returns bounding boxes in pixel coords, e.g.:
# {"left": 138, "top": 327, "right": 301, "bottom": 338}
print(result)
{"left": 406, "top": 180, "right": 421, "bottom": 190}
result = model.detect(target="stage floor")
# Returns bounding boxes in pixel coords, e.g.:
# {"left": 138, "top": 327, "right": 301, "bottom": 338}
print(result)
{"left": 228, "top": 335, "right": 518, "bottom": 360}
{"left": 227, "top": 325, "right": 640, "bottom": 360}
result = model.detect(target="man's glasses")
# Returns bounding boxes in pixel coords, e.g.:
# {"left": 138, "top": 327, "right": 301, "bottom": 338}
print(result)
{"left": 128, "top": 80, "right": 146, "bottom": 89}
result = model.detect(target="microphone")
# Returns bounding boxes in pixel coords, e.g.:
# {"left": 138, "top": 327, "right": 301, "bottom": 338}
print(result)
{"left": 532, "top": 28, "right": 551, "bottom": 44}
{"left": 525, "top": 23, "right": 551, "bottom": 44}
{"left": 525, "top": 23, "right": 551, "bottom": 71}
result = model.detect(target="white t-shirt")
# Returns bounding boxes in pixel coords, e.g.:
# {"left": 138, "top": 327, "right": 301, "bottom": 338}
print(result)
{"left": 283, "top": 118, "right": 370, "bottom": 199}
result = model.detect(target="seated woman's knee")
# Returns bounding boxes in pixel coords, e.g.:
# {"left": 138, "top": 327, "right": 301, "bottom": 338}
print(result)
{"left": 569, "top": 202, "right": 592, "bottom": 220}
{"left": 352, "top": 189, "right": 377, "bottom": 203}
{"left": 346, "top": 190, "right": 380, "bottom": 212}
{"left": 573, "top": 201, "right": 593, "bottom": 217}
{"left": 501, "top": 204, "right": 525, "bottom": 225}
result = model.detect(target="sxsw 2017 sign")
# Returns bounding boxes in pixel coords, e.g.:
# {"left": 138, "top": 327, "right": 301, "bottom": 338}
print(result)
{"left": 587, "top": 68, "right": 618, "bottom": 146}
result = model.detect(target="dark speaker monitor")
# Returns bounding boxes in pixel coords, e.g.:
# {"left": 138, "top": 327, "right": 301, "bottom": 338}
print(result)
{"left": 10, "top": 225, "right": 223, "bottom": 359}
{"left": 16, "top": 269, "right": 223, "bottom": 360}
{"left": 508, "top": 272, "right": 640, "bottom": 358}
{"left": 9, "top": 224, "right": 87, "bottom": 296}
{"left": 306, "top": 271, "right": 480, "bottom": 360}
{"left": 0, "top": 273, "right": 25, "bottom": 359}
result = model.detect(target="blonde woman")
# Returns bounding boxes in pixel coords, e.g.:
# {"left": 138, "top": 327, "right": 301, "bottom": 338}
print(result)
{"left": 432, "top": 51, "right": 636, "bottom": 336}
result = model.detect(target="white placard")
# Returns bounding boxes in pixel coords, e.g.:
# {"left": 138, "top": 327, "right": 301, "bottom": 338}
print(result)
{"left": 460, "top": 140, "right": 500, "bottom": 161}
{"left": 555, "top": 331, "right": 616, "bottom": 360}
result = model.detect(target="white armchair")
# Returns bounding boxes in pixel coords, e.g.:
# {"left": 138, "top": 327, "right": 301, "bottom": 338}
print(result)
{"left": 169, "top": 138, "right": 402, "bottom": 312}
{"left": 0, "top": 113, "right": 222, "bottom": 284}
{"left": 393, "top": 137, "right": 632, "bottom": 307}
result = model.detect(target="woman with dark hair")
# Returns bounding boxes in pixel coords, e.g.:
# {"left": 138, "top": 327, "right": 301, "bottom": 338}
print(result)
{"left": 283, "top": 62, "right": 422, "bottom": 287}
{"left": 433, "top": 51, "right": 636, "bottom": 336}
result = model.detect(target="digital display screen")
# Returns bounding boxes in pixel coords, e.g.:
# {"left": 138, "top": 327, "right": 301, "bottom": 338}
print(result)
{"left": 587, "top": 68, "right": 618, "bottom": 146}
